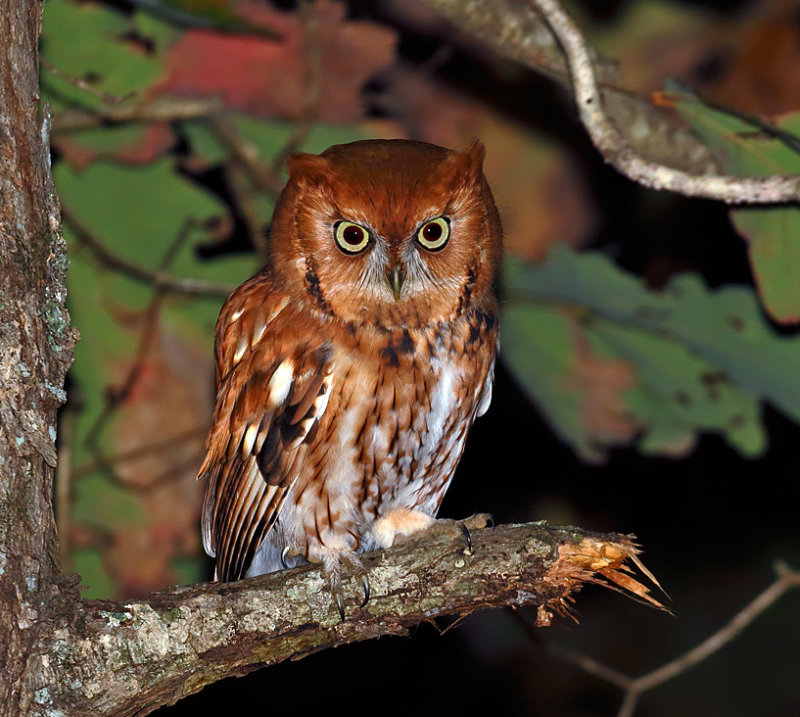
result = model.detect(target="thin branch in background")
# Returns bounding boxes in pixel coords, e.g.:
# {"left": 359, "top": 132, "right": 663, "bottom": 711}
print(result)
{"left": 678, "top": 89, "right": 800, "bottom": 156}
{"left": 82, "top": 220, "right": 202, "bottom": 488}
{"left": 52, "top": 96, "right": 224, "bottom": 133}
{"left": 515, "top": 563, "right": 800, "bottom": 717}
{"left": 41, "top": 57, "right": 137, "bottom": 105}
{"left": 70, "top": 425, "right": 208, "bottom": 481}
{"left": 208, "top": 116, "right": 284, "bottom": 196}
{"left": 62, "top": 204, "right": 233, "bottom": 298}
{"left": 529, "top": 0, "right": 800, "bottom": 204}
{"left": 207, "top": 115, "right": 283, "bottom": 257}
{"left": 55, "top": 398, "right": 78, "bottom": 571}
{"left": 83, "top": 279, "right": 166, "bottom": 457}
{"left": 270, "top": 0, "right": 323, "bottom": 171}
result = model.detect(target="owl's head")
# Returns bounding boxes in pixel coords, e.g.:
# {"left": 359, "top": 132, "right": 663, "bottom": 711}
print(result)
{"left": 269, "top": 139, "right": 502, "bottom": 328}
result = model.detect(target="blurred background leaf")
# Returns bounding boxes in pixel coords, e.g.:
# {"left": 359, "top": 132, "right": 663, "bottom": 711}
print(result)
{"left": 503, "top": 246, "right": 771, "bottom": 462}
{"left": 675, "top": 97, "right": 800, "bottom": 323}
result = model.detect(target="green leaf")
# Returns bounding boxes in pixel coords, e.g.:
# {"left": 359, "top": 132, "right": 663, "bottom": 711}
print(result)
{"left": 41, "top": 0, "right": 163, "bottom": 110}
{"left": 502, "top": 303, "right": 609, "bottom": 462}
{"left": 674, "top": 96, "right": 800, "bottom": 323}
{"left": 501, "top": 245, "right": 787, "bottom": 461}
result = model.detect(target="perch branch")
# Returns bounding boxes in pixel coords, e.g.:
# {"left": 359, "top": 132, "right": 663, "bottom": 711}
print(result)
{"left": 528, "top": 0, "right": 800, "bottom": 203}
{"left": 36, "top": 521, "right": 664, "bottom": 717}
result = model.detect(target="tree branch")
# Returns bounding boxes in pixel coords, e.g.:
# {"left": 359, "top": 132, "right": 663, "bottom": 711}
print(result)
{"left": 414, "top": 0, "right": 717, "bottom": 176}
{"left": 34, "top": 521, "right": 663, "bottom": 717}
{"left": 61, "top": 205, "right": 233, "bottom": 299}
{"left": 528, "top": 0, "right": 800, "bottom": 204}
{"left": 51, "top": 97, "right": 224, "bottom": 133}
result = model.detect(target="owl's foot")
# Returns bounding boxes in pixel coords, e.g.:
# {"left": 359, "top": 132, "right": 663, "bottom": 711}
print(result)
{"left": 323, "top": 549, "right": 370, "bottom": 622}
{"left": 458, "top": 512, "right": 494, "bottom": 555}
{"left": 374, "top": 509, "right": 494, "bottom": 554}
{"left": 421, "top": 513, "right": 493, "bottom": 556}
{"left": 373, "top": 508, "right": 436, "bottom": 549}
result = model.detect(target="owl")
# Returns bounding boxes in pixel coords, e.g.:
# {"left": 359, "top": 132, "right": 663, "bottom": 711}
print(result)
{"left": 198, "top": 138, "right": 502, "bottom": 618}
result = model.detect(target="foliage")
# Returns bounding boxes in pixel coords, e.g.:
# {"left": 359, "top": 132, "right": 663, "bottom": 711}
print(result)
{"left": 503, "top": 246, "right": 776, "bottom": 462}
{"left": 674, "top": 95, "right": 800, "bottom": 323}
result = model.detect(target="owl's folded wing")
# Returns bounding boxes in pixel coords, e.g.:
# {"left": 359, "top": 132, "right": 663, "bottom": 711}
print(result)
{"left": 198, "top": 284, "right": 333, "bottom": 581}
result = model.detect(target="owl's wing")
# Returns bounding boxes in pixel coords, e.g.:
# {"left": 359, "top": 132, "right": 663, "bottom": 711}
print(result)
{"left": 198, "top": 280, "right": 333, "bottom": 581}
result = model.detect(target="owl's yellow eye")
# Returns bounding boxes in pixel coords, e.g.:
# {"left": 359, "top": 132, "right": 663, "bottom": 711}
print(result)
{"left": 334, "top": 221, "right": 371, "bottom": 254}
{"left": 416, "top": 217, "right": 450, "bottom": 251}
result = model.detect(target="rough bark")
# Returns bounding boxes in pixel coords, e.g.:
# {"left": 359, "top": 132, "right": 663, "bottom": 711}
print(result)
{"left": 0, "top": 0, "right": 76, "bottom": 713}
{"left": 0, "top": 3, "right": 662, "bottom": 716}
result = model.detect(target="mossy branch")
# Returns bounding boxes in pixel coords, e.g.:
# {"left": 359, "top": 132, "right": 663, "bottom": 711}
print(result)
{"left": 36, "top": 519, "right": 662, "bottom": 717}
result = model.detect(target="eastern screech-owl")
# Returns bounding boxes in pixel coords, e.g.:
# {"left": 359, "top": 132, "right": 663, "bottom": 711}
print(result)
{"left": 198, "top": 139, "right": 502, "bottom": 615}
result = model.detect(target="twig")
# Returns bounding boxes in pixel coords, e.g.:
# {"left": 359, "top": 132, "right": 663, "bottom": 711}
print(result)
{"left": 270, "top": 0, "right": 323, "bottom": 171}
{"left": 533, "top": 564, "right": 800, "bottom": 717}
{"left": 206, "top": 114, "right": 277, "bottom": 257}
{"left": 83, "top": 221, "right": 197, "bottom": 458}
{"left": 529, "top": 0, "right": 800, "bottom": 204}
{"left": 41, "top": 57, "right": 137, "bottom": 105}
{"left": 208, "top": 115, "right": 284, "bottom": 196}
{"left": 129, "top": 0, "right": 281, "bottom": 38}
{"left": 51, "top": 96, "right": 224, "bottom": 133}
{"left": 617, "top": 565, "right": 800, "bottom": 716}
{"left": 70, "top": 425, "right": 208, "bottom": 480}
{"left": 55, "top": 399, "right": 78, "bottom": 572}
{"left": 62, "top": 204, "right": 233, "bottom": 298}
{"left": 683, "top": 90, "right": 800, "bottom": 156}
{"left": 415, "top": 0, "right": 717, "bottom": 176}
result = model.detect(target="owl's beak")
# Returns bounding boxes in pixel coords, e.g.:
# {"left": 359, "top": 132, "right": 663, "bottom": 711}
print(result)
{"left": 387, "top": 264, "right": 405, "bottom": 301}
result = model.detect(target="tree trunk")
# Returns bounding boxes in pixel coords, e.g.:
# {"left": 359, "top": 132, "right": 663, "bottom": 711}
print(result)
{"left": 0, "top": 0, "right": 76, "bottom": 713}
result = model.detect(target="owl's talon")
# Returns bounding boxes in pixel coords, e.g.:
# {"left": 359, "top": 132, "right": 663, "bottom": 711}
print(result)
{"left": 360, "top": 574, "right": 371, "bottom": 607}
{"left": 280, "top": 546, "right": 290, "bottom": 570}
{"left": 460, "top": 522, "right": 473, "bottom": 556}
{"left": 334, "top": 588, "right": 346, "bottom": 622}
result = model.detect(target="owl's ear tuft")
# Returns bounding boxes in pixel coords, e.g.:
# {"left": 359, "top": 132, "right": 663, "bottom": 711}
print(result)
{"left": 286, "top": 153, "right": 331, "bottom": 185}
{"left": 450, "top": 139, "right": 486, "bottom": 182}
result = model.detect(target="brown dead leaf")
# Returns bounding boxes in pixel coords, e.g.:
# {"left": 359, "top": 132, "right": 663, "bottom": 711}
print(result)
{"left": 699, "top": 0, "right": 800, "bottom": 116}
{"left": 567, "top": 321, "right": 640, "bottom": 446}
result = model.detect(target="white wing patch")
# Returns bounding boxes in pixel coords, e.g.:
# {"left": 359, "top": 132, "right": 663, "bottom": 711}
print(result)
{"left": 476, "top": 359, "right": 495, "bottom": 418}
{"left": 287, "top": 372, "right": 333, "bottom": 449}
{"left": 268, "top": 359, "right": 294, "bottom": 407}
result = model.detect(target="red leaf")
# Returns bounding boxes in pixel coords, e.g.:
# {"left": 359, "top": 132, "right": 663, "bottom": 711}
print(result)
{"left": 157, "top": 0, "right": 397, "bottom": 122}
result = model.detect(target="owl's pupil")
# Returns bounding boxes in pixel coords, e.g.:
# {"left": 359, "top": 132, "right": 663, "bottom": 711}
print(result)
{"left": 423, "top": 223, "right": 442, "bottom": 241}
{"left": 343, "top": 226, "right": 364, "bottom": 245}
